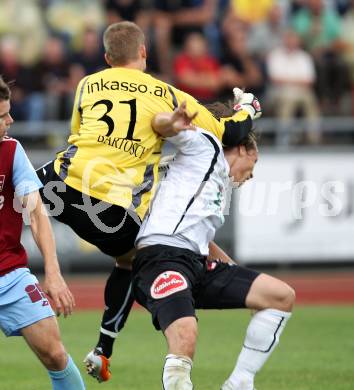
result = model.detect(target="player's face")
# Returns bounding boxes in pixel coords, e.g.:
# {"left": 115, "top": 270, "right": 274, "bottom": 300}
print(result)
{"left": 0, "top": 99, "right": 13, "bottom": 142}
{"left": 230, "top": 147, "right": 258, "bottom": 187}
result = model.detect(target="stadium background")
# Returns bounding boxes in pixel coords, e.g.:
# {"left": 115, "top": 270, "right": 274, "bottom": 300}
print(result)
{"left": 0, "top": 0, "right": 353, "bottom": 389}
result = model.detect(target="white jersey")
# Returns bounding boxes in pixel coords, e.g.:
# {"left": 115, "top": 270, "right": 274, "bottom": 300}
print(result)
{"left": 136, "top": 128, "right": 230, "bottom": 255}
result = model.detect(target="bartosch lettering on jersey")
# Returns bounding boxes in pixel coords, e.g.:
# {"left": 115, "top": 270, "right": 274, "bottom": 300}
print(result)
{"left": 150, "top": 271, "right": 188, "bottom": 299}
{"left": 87, "top": 78, "right": 168, "bottom": 98}
{"left": 97, "top": 135, "right": 147, "bottom": 158}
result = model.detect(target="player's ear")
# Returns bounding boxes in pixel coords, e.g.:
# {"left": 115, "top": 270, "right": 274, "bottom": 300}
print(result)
{"left": 239, "top": 145, "right": 247, "bottom": 157}
{"left": 140, "top": 44, "right": 147, "bottom": 59}
{"left": 104, "top": 53, "right": 112, "bottom": 66}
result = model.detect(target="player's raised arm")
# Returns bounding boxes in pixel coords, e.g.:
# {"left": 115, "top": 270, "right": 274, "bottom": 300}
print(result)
{"left": 166, "top": 84, "right": 261, "bottom": 147}
{"left": 152, "top": 101, "right": 198, "bottom": 137}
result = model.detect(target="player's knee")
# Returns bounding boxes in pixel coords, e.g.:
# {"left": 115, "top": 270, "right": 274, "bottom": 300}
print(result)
{"left": 40, "top": 343, "right": 67, "bottom": 371}
{"left": 274, "top": 283, "right": 296, "bottom": 312}
{"left": 165, "top": 317, "right": 198, "bottom": 358}
{"left": 247, "top": 274, "right": 295, "bottom": 312}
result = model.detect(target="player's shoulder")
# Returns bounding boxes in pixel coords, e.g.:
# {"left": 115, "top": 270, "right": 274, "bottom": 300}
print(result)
{"left": 196, "top": 128, "right": 223, "bottom": 151}
{"left": 2, "top": 136, "right": 18, "bottom": 143}
{"left": 0, "top": 137, "right": 22, "bottom": 166}
{"left": 0, "top": 136, "right": 20, "bottom": 150}
{"left": 170, "top": 128, "right": 222, "bottom": 156}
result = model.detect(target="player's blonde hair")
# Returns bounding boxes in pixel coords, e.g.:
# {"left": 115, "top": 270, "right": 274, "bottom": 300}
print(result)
{"left": 0, "top": 76, "right": 10, "bottom": 101}
{"left": 103, "top": 21, "right": 145, "bottom": 66}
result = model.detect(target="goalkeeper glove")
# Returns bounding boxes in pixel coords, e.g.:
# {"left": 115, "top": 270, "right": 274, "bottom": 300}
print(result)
{"left": 233, "top": 87, "right": 262, "bottom": 120}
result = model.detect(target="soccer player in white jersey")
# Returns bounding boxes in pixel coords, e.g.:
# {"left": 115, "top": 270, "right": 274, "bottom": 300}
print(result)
{"left": 132, "top": 104, "right": 296, "bottom": 390}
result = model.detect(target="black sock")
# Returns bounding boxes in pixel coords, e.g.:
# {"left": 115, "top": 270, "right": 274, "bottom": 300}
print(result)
{"left": 96, "top": 267, "right": 134, "bottom": 358}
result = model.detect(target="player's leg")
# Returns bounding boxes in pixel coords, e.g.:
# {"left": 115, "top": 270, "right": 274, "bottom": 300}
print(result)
{"left": 83, "top": 213, "right": 140, "bottom": 382}
{"left": 37, "top": 162, "right": 139, "bottom": 380}
{"left": 133, "top": 245, "right": 202, "bottom": 390}
{"left": 93, "top": 250, "right": 135, "bottom": 359}
{"left": 0, "top": 268, "right": 85, "bottom": 390}
{"left": 195, "top": 262, "right": 295, "bottom": 390}
{"left": 85, "top": 251, "right": 136, "bottom": 382}
{"left": 22, "top": 317, "right": 85, "bottom": 390}
{"left": 163, "top": 317, "right": 196, "bottom": 390}
{"left": 222, "top": 273, "right": 295, "bottom": 390}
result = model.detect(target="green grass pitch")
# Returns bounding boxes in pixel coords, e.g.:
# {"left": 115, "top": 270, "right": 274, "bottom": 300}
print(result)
{"left": 0, "top": 306, "right": 353, "bottom": 389}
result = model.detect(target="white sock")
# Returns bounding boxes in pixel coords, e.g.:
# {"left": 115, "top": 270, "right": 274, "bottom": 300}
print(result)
{"left": 225, "top": 309, "right": 291, "bottom": 390}
{"left": 162, "top": 354, "right": 193, "bottom": 390}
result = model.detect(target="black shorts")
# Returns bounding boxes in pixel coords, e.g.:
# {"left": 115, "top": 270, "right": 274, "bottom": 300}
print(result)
{"left": 132, "top": 244, "right": 260, "bottom": 331}
{"left": 36, "top": 161, "right": 140, "bottom": 257}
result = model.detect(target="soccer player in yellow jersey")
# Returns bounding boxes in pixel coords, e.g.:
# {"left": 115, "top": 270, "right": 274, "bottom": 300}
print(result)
{"left": 37, "top": 21, "right": 262, "bottom": 382}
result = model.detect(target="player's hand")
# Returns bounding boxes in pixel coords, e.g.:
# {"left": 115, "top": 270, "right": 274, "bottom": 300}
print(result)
{"left": 152, "top": 101, "right": 198, "bottom": 137}
{"left": 233, "top": 87, "right": 262, "bottom": 120}
{"left": 43, "top": 272, "right": 75, "bottom": 318}
{"left": 170, "top": 101, "right": 198, "bottom": 135}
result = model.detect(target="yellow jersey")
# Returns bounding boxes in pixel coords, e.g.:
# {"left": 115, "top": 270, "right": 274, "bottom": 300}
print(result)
{"left": 54, "top": 67, "right": 249, "bottom": 220}
{"left": 231, "top": 0, "right": 274, "bottom": 24}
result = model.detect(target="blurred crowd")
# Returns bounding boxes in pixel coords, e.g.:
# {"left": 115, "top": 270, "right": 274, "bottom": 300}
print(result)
{"left": 0, "top": 0, "right": 354, "bottom": 145}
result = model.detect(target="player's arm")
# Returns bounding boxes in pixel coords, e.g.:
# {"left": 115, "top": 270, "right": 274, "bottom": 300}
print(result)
{"left": 12, "top": 142, "right": 75, "bottom": 317}
{"left": 166, "top": 85, "right": 261, "bottom": 146}
{"left": 211, "top": 88, "right": 262, "bottom": 147}
{"left": 208, "top": 241, "right": 238, "bottom": 265}
{"left": 70, "top": 76, "right": 89, "bottom": 135}
{"left": 152, "top": 101, "right": 198, "bottom": 137}
{"left": 24, "top": 192, "right": 75, "bottom": 317}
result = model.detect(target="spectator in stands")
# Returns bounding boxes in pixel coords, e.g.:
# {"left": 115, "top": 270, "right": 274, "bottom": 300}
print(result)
{"left": 70, "top": 28, "right": 106, "bottom": 75}
{"left": 173, "top": 32, "right": 222, "bottom": 103}
{"left": 104, "top": 0, "right": 150, "bottom": 26}
{"left": 0, "top": 0, "right": 47, "bottom": 66}
{"left": 103, "top": 0, "right": 153, "bottom": 69}
{"left": 220, "top": 25, "right": 264, "bottom": 98}
{"left": 0, "top": 37, "right": 28, "bottom": 120}
{"left": 153, "top": 0, "right": 218, "bottom": 79}
{"left": 25, "top": 37, "right": 72, "bottom": 121}
{"left": 266, "top": 29, "right": 321, "bottom": 146}
{"left": 223, "top": 0, "right": 275, "bottom": 34}
{"left": 247, "top": 4, "right": 286, "bottom": 61}
{"left": 291, "top": 0, "right": 349, "bottom": 112}
{"left": 291, "top": 0, "right": 342, "bottom": 54}
{"left": 45, "top": 0, "right": 105, "bottom": 50}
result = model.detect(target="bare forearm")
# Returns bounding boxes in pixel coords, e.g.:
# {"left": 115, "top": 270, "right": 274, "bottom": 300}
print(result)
{"left": 28, "top": 194, "right": 60, "bottom": 274}
{"left": 25, "top": 192, "right": 74, "bottom": 316}
{"left": 152, "top": 102, "right": 197, "bottom": 137}
{"left": 152, "top": 112, "right": 175, "bottom": 137}
{"left": 208, "top": 241, "right": 237, "bottom": 264}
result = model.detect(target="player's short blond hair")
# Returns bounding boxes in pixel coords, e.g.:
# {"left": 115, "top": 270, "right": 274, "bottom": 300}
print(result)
{"left": 103, "top": 21, "right": 145, "bottom": 66}
{"left": 0, "top": 76, "right": 10, "bottom": 102}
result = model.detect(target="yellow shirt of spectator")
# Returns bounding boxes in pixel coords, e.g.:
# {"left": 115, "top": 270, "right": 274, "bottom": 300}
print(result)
{"left": 231, "top": 0, "right": 274, "bottom": 24}
{"left": 54, "top": 67, "right": 249, "bottom": 220}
